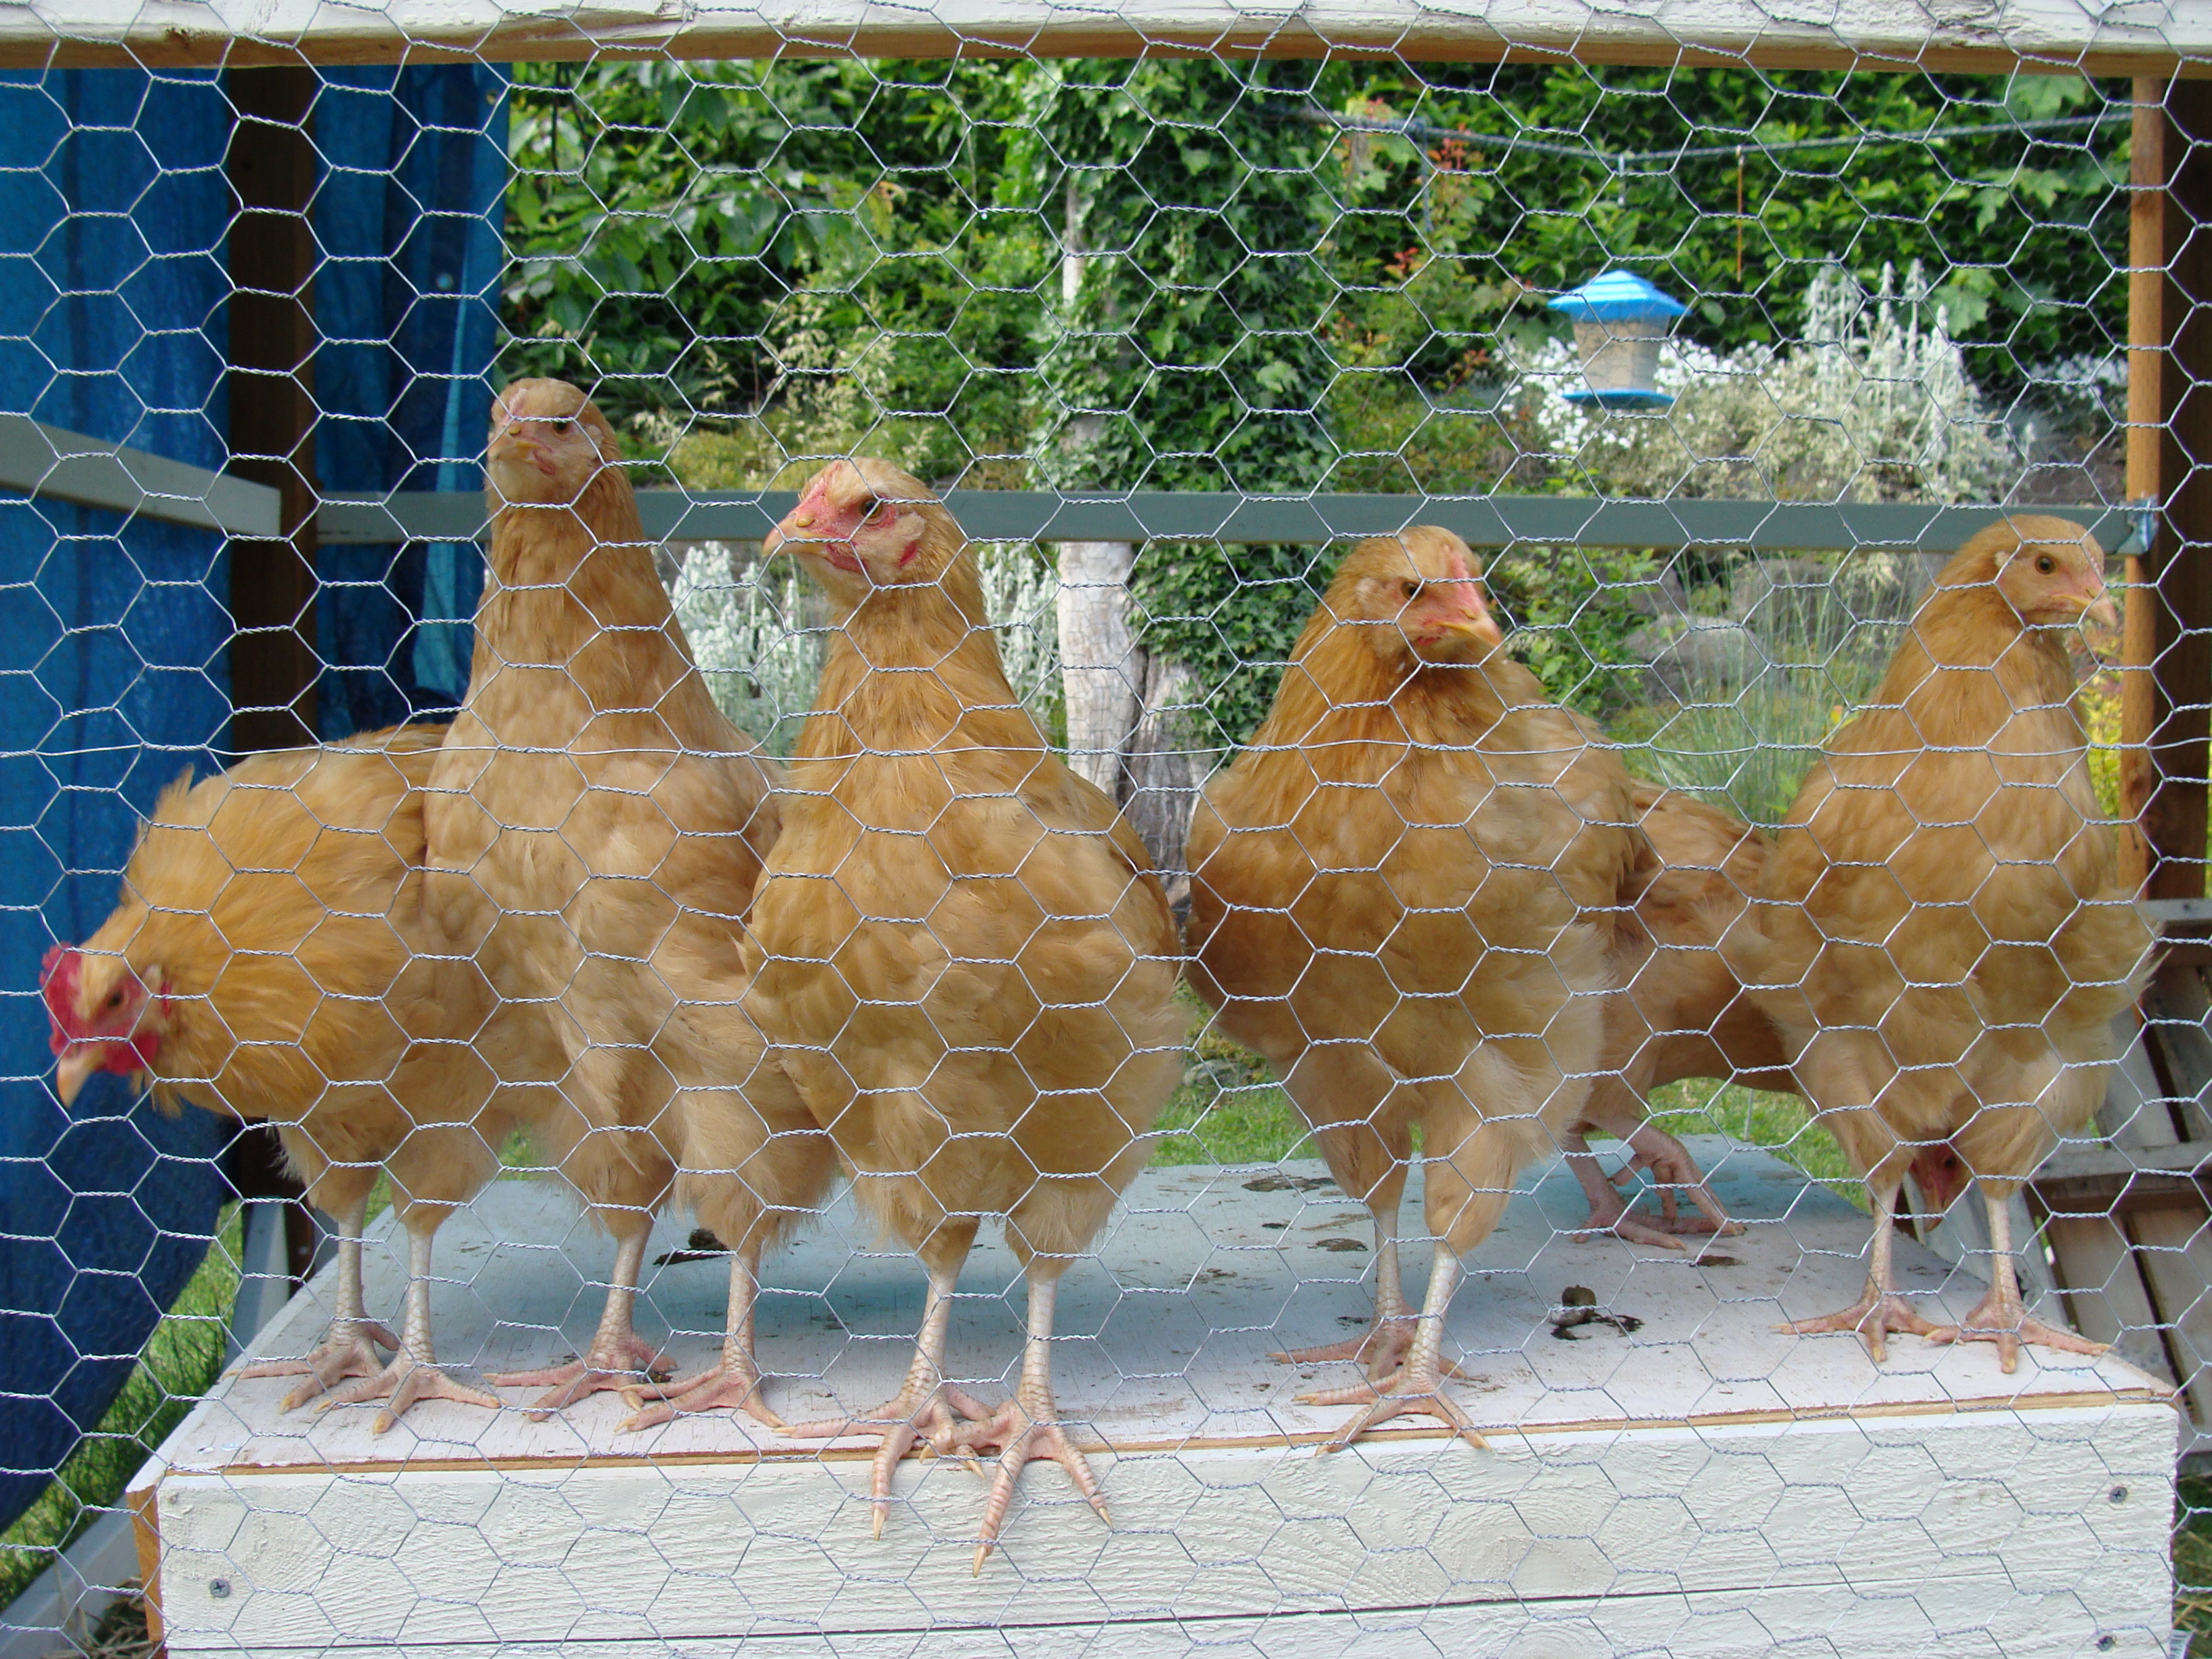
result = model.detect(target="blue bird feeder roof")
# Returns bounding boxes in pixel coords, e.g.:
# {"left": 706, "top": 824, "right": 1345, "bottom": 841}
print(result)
{"left": 1548, "top": 269, "right": 1689, "bottom": 324}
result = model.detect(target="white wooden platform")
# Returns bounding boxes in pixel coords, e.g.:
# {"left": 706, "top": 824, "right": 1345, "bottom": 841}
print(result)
{"left": 134, "top": 1140, "right": 2182, "bottom": 1658}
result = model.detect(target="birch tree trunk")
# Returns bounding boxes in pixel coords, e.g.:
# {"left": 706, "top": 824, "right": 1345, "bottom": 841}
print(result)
{"left": 1055, "top": 539, "right": 1143, "bottom": 794}
{"left": 1122, "top": 652, "right": 1216, "bottom": 905}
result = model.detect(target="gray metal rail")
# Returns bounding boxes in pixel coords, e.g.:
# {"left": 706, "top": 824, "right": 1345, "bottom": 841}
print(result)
{"left": 316, "top": 491, "right": 2131, "bottom": 552}
{"left": 0, "top": 413, "right": 280, "bottom": 538}
{"left": 0, "top": 415, "right": 2127, "bottom": 552}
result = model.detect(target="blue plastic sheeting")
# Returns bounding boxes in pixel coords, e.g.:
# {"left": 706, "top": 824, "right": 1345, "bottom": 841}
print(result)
{"left": 315, "top": 64, "right": 508, "bottom": 739}
{"left": 0, "top": 68, "right": 235, "bottom": 1534}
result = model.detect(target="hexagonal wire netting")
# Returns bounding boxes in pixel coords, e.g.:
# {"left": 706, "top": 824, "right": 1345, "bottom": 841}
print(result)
{"left": 1, "top": 31, "right": 2205, "bottom": 1659}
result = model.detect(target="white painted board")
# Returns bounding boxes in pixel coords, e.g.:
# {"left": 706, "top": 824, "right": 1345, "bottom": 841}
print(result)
{"left": 142, "top": 1143, "right": 2182, "bottom": 1656}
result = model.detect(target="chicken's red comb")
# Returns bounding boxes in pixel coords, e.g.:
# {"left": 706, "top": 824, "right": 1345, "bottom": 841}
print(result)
{"left": 39, "top": 945, "right": 82, "bottom": 1055}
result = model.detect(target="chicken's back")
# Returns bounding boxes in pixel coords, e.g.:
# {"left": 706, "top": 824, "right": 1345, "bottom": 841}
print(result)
{"left": 1725, "top": 577, "right": 2152, "bottom": 1168}
{"left": 428, "top": 481, "right": 782, "bottom": 1025}
{"left": 83, "top": 728, "right": 451, "bottom": 1123}
{"left": 1744, "top": 661, "right": 2144, "bottom": 1045}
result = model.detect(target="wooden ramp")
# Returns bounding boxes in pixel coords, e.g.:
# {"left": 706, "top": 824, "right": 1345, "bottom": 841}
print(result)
{"left": 135, "top": 1142, "right": 2179, "bottom": 1658}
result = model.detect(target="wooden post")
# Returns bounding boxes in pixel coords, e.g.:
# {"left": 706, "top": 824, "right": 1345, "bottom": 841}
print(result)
{"left": 2121, "top": 81, "right": 2164, "bottom": 893}
{"left": 220, "top": 65, "right": 321, "bottom": 1261}
{"left": 224, "top": 65, "right": 319, "bottom": 755}
{"left": 2128, "top": 79, "right": 2212, "bottom": 903}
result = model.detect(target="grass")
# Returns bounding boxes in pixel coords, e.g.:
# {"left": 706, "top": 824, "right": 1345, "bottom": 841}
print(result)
{"left": 1645, "top": 1076, "right": 1864, "bottom": 1208}
{"left": 81, "top": 1589, "right": 159, "bottom": 1658}
{"left": 1150, "top": 1065, "right": 1310, "bottom": 1168}
{"left": 0, "top": 1202, "right": 242, "bottom": 1616}
{"left": 2179, "top": 1476, "right": 2212, "bottom": 1655}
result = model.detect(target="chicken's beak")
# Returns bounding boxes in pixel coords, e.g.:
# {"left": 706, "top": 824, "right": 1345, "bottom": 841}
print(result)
{"left": 1442, "top": 586, "right": 1505, "bottom": 651}
{"left": 488, "top": 426, "right": 545, "bottom": 466}
{"left": 54, "top": 1044, "right": 102, "bottom": 1107}
{"left": 766, "top": 504, "right": 869, "bottom": 576}
{"left": 2049, "top": 586, "right": 2119, "bottom": 631}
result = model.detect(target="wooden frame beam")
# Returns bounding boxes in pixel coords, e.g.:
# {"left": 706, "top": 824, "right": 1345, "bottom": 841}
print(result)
{"left": 2128, "top": 79, "right": 2212, "bottom": 903}
{"left": 224, "top": 64, "right": 321, "bottom": 757}
{"left": 0, "top": 413, "right": 281, "bottom": 537}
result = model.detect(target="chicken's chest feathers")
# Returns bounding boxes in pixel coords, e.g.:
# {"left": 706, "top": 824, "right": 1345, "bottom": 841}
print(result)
{"left": 755, "top": 751, "right": 1161, "bottom": 1036}
{"left": 1305, "top": 733, "right": 1592, "bottom": 922}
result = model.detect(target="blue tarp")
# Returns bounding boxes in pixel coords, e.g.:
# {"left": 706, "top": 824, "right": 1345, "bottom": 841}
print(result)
{"left": 315, "top": 64, "right": 506, "bottom": 737}
{"left": 0, "top": 64, "right": 508, "bottom": 1534}
{"left": 0, "top": 67, "right": 237, "bottom": 1533}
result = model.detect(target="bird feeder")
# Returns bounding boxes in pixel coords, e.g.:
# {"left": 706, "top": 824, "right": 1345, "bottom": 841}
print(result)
{"left": 1549, "top": 269, "right": 1687, "bottom": 410}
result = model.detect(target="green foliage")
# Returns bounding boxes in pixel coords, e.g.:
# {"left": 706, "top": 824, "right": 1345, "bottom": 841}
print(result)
{"left": 1130, "top": 540, "right": 1332, "bottom": 746}
{"left": 1150, "top": 1081, "right": 1310, "bottom": 1168}
{"left": 1643, "top": 1079, "right": 1862, "bottom": 1204}
{"left": 1020, "top": 59, "right": 1340, "bottom": 495}
{"left": 1486, "top": 546, "right": 1659, "bottom": 716}
{"left": 504, "top": 59, "right": 1050, "bottom": 472}
{"left": 499, "top": 60, "right": 2130, "bottom": 708}
{"left": 1615, "top": 678, "right": 1841, "bottom": 829}
{"left": 2177, "top": 1475, "right": 2212, "bottom": 1655}
{"left": 1294, "top": 64, "right": 2127, "bottom": 395}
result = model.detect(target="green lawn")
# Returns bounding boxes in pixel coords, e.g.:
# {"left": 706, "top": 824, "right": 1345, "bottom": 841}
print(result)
{"left": 2181, "top": 1476, "right": 2212, "bottom": 1655}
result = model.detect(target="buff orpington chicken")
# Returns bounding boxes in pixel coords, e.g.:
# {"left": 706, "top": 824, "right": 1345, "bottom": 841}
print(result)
{"left": 424, "top": 378, "right": 834, "bottom": 1422}
{"left": 1187, "top": 525, "right": 1647, "bottom": 1449}
{"left": 750, "top": 459, "right": 1185, "bottom": 1568}
{"left": 41, "top": 726, "right": 562, "bottom": 1430}
{"left": 1724, "top": 515, "right": 2150, "bottom": 1371}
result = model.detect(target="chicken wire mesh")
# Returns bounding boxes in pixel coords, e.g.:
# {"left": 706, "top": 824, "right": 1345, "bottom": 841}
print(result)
{"left": 0, "top": 30, "right": 2205, "bottom": 1659}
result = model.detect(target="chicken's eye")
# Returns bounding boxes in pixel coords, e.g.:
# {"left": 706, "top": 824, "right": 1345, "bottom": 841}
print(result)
{"left": 2036, "top": 555, "right": 2056, "bottom": 575}
{"left": 552, "top": 418, "right": 573, "bottom": 436}
{"left": 104, "top": 989, "right": 123, "bottom": 1010}
{"left": 857, "top": 496, "right": 885, "bottom": 523}
{"left": 1401, "top": 580, "right": 1422, "bottom": 600}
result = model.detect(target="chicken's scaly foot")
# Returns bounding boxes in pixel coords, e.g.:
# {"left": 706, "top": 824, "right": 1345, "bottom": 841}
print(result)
{"left": 1274, "top": 1319, "right": 1475, "bottom": 1382}
{"left": 1923, "top": 1194, "right": 2108, "bottom": 1374}
{"left": 1571, "top": 1126, "right": 1743, "bottom": 1246}
{"left": 782, "top": 1385, "right": 997, "bottom": 1539}
{"left": 1299, "top": 1363, "right": 1492, "bottom": 1454}
{"left": 1776, "top": 1293, "right": 1943, "bottom": 1364}
{"left": 490, "top": 1332, "right": 670, "bottom": 1418}
{"left": 1570, "top": 1187, "right": 1698, "bottom": 1251}
{"left": 1301, "top": 1243, "right": 1488, "bottom": 1453}
{"left": 1776, "top": 1185, "right": 1938, "bottom": 1365}
{"left": 237, "top": 1322, "right": 401, "bottom": 1414}
{"left": 621, "top": 1359, "right": 783, "bottom": 1432}
{"left": 1272, "top": 1319, "right": 1414, "bottom": 1374}
{"left": 777, "top": 1258, "right": 990, "bottom": 1540}
{"left": 1269, "top": 1225, "right": 1463, "bottom": 1378}
{"left": 951, "top": 1389, "right": 1111, "bottom": 1574}
{"left": 316, "top": 1356, "right": 506, "bottom": 1434}
{"left": 623, "top": 1243, "right": 784, "bottom": 1429}
{"left": 1929, "top": 1303, "right": 2109, "bottom": 1374}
